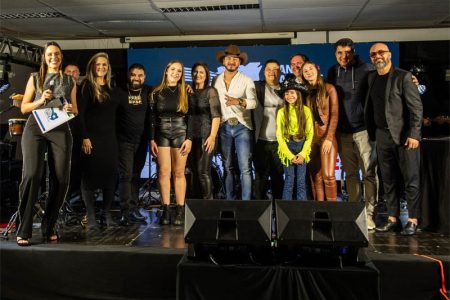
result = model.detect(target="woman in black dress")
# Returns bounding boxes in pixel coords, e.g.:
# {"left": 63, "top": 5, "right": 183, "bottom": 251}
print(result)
{"left": 150, "top": 60, "right": 192, "bottom": 226}
{"left": 188, "top": 62, "right": 221, "bottom": 199}
{"left": 17, "top": 41, "right": 77, "bottom": 246}
{"left": 78, "top": 52, "right": 121, "bottom": 228}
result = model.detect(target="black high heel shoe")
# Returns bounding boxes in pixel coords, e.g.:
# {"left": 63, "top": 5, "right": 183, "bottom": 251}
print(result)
{"left": 42, "top": 227, "right": 59, "bottom": 242}
{"left": 17, "top": 236, "right": 31, "bottom": 247}
{"left": 102, "top": 215, "right": 115, "bottom": 228}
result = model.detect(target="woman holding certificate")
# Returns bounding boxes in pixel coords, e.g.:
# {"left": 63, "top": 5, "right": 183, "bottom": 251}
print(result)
{"left": 16, "top": 41, "right": 77, "bottom": 246}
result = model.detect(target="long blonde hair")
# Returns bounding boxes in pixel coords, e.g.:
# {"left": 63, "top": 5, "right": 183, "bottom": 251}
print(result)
{"left": 152, "top": 60, "right": 188, "bottom": 113}
{"left": 37, "top": 41, "right": 63, "bottom": 92}
{"left": 283, "top": 89, "right": 305, "bottom": 140}
{"left": 303, "top": 61, "right": 329, "bottom": 113}
{"left": 82, "top": 52, "right": 112, "bottom": 103}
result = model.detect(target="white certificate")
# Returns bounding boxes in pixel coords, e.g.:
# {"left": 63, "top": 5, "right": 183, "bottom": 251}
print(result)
{"left": 32, "top": 107, "right": 75, "bottom": 133}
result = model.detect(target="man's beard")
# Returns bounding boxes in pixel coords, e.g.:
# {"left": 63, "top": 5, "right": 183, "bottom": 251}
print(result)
{"left": 129, "top": 81, "right": 143, "bottom": 90}
{"left": 374, "top": 59, "right": 388, "bottom": 70}
{"left": 225, "top": 65, "right": 238, "bottom": 72}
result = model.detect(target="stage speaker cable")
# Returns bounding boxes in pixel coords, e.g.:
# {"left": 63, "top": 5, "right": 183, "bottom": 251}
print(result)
{"left": 414, "top": 254, "right": 449, "bottom": 300}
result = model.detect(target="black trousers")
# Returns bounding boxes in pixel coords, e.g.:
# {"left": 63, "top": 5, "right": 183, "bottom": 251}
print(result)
{"left": 17, "top": 119, "right": 72, "bottom": 239}
{"left": 375, "top": 128, "right": 420, "bottom": 218}
{"left": 190, "top": 137, "right": 215, "bottom": 200}
{"left": 118, "top": 141, "right": 147, "bottom": 214}
{"left": 253, "top": 139, "right": 284, "bottom": 200}
{"left": 68, "top": 133, "right": 82, "bottom": 197}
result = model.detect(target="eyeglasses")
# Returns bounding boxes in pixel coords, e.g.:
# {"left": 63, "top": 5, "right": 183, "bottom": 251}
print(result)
{"left": 370, "top": 50, "right": 390, "bottom": 58}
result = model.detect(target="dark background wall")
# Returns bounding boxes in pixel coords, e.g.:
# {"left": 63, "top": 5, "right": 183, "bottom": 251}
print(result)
{"left": 400, "top": 40, "right": 450, "bottom": 117}
{"left": 63, "top": 48, "right": 128, "bottom": 88}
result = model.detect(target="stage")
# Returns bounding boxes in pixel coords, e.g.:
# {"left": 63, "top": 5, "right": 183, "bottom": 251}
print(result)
{"left": 0, "top": 205, "right": 449, "bottom": 300}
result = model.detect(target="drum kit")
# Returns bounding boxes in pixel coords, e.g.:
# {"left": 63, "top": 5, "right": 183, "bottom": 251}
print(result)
{"left": 1, "top": 93, "right": 26, "bottom": 160}
{"left": 0, "top": 93, "right": 27, "bottom": 239}
{"left": 7, "top": 94, "right": 27, "bottom": 136}
{"left": 8, "top": 118, "right": 26, "bottom": 136}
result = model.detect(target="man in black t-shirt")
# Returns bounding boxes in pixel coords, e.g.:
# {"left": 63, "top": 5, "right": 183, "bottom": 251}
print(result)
{"left": 117, "top": 63, "right": 151, "bottom": 225}
{"left": 364, "top": 43, "right": 423, "bottom": 236}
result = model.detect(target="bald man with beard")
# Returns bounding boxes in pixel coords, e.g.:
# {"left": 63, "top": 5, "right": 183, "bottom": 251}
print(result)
{"left": 365, "top": 43, "right": 423, "bottom": 236}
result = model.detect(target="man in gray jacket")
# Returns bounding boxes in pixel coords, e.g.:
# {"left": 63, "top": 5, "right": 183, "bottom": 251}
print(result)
{"left": 365, "top": 42, "right": 422, "bottom": 236}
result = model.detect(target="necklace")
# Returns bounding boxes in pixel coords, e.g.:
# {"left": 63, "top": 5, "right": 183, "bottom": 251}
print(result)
{"left": 128, "top": 88, "right": 142, "bottom": 105}
{"left": 167, "top": 85, "right": 177, "bottom": 93}
{"left": 128, "top": 88, "right": 142, "bottom": 97}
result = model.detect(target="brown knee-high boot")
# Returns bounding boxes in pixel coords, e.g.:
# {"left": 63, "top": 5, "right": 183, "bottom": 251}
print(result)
{"left": 321, "top": 137, "right": 338, "bottom": 201}
{"left": 313, "top": 172, "right": 325, "bottom": 201}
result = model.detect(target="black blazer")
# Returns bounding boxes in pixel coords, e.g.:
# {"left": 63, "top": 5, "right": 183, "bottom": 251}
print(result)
{"left": 254, "top": 80, "right": 266, "bottom": 107}
{"left": 252, "top": 80, "right": 267, "bottom": 142}
{"left": 364, "top": 66, "right": 422, "bottom": 145}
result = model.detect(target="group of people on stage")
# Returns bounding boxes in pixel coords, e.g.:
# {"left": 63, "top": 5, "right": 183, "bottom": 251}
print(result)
{"left": 15, "top": 37, "right": 423, "bottom": 246}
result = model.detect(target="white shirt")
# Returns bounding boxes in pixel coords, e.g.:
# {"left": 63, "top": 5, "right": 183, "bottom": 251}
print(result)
{"left": 259, "top": 84, "right": 283, "bottom": 141}
{"left": 213, "top": 71, "right": 257, "bottom": 130}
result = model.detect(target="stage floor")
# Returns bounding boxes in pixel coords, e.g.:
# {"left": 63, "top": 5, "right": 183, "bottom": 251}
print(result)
{"left": 1, "top": 203, "right": 449, "bottom": 300}
{"left": 1, "top": 204, "right": 448, "bottom": 255}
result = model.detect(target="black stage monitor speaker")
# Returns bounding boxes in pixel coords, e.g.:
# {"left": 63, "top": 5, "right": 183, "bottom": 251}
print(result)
{"left": 184, "top": 199, "right": 272, "bottom": 262}
{"left": 276, "top": 201, "right": 369, "bottom": 247}
{"left": 275, "top": 201, "right": 369, "bottom": 267}
{"left": 185, "top": 199, "right": 272, "bottom": 245}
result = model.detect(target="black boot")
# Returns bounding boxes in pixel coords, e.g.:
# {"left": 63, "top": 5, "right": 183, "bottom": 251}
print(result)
{"left": 83, "top": 198, "right": 98, "bottom": 229}
{"left": 160, "top": 204, "right": 170, "bottom": 225}
{"left": 81, "top": 185, "right": 98, "bottom": 229}
{"left": 102, "top": 211, "right": 114, "bottom": 228}
{"left": 102, "top": 189, "right": 115, "bottom": 228}
{"left": 173, "top": 205, "right": 185, "bottom": 226}
{"left": 119, "top": 212, "right": 130, "bottom": 226}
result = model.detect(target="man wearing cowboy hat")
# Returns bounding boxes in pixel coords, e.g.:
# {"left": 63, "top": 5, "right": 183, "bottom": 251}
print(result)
{"left": 213, "top": 44, "right": 257, "bottom": 200}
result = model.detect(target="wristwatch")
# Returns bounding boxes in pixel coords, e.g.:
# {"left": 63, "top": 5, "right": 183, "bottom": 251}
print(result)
{"left": 238, "top": 98, "right": 244, "bottom": 106}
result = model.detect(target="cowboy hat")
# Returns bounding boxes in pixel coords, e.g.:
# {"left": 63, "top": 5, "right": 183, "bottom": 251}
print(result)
{"left": 275, "top": 74, "right": 308, "bottom": 98}
{"left": 215, "top": 44, "right": 248, "bottom": 65}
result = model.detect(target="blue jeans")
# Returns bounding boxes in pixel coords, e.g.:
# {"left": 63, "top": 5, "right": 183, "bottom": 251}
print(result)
{"left": 282, "top": 140, "right": 307, "bottom": 200}
{"left": 220, "top": 122, "right": 253, "bottom": 200}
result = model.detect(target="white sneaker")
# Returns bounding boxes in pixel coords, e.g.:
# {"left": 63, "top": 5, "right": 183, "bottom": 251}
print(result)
{"left": 367, "top": 216, "right": 376, "bottom": 230}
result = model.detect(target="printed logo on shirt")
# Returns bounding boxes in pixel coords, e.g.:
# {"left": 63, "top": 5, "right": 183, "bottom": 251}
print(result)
{"left": 128, "top": 95, "right": 142, "bottom": 105}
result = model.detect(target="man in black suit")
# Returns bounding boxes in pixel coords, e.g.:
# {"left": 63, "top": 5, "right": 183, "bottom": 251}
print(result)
{"left": 365, "top": 43, "right": 423, "bottom": 236}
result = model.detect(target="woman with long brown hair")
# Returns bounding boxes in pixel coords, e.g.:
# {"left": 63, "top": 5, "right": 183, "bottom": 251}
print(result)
{"left": 150, "top": 60, "right": 192, "bottom": 225}
{"left": 188, "top": 62, "right": 220, "bottom": 199}
{"left": 78, "top": 52, "right": 121, "bottom": 229}
{"left": 17, "top": 41, "right": 77, "bottom": 246}
{"left": 302, "top": 61, "right": 339, "bottom": 201}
